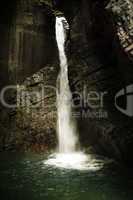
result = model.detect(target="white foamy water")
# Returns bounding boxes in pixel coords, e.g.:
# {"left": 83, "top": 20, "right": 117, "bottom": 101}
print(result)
{"left": 44, "top": 152, "right": 105, "bottom": 171}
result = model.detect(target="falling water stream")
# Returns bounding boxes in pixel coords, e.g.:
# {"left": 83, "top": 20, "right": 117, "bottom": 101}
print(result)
{"left": 56, "top": 16, "right": 78, "bottom": 153}
{"left": 44, "top": 16, "right": 105, "bottom": 170}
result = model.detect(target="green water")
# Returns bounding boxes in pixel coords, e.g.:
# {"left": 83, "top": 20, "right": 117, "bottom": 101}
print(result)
{"left": 0, "top": 152, "right": 133, "bottom": 200}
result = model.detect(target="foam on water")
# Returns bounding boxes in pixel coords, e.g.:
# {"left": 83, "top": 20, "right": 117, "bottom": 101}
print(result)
{"left": 44, "top": 152, "right": 104, "bottom": 171}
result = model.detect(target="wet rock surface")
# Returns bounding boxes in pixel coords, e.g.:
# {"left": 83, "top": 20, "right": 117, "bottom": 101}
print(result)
{"left": 63, "top": 0, "right": 133, "bottom": 164}
{"left": 0, "top": 0, "right": 59, "bottom": 152}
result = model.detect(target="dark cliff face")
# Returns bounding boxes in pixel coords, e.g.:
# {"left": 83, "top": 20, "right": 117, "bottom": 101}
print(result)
{"left": 56, "top": 0, "right": 133, "bottom": 164}
{"left": 0, "top": 0, "right": 133, "bottom": 165}
{"left": 0, "top": 0, "right": 59, "bottom": 151}
{"left": 0, "top": 0, "right": 17, "bottom": 88}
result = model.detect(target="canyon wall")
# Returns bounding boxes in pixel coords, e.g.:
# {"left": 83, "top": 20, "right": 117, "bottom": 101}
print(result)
{"left": 63, "top": 0, "right": 133, "bottom": 165}
{"left": 0, "top": 0, "right": 59, "bottom": 151}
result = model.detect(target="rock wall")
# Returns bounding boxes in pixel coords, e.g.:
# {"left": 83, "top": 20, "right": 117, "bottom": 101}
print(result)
{"left": 62, "top": 0, "right": 133, "bottom": 165}
{"left": 0, "top": 0, "right": 59, "bottom": 151}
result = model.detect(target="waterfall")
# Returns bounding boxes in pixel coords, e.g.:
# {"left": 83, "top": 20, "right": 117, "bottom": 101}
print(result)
{"left": 44, "top": 16, "right": 105, "bottom": 171}
{"left": 56, "top": 16, "right": 78, "bottom": 153}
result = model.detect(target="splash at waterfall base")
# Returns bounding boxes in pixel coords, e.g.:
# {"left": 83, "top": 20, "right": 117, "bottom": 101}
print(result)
{"left": 44, "top": 16, "right": 105, "bottom": 171}
{"left": 44, "top": 152, "right": 105, "bottom": 171}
